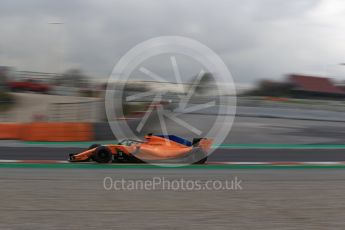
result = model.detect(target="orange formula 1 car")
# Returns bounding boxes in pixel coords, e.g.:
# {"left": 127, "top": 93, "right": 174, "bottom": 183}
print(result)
{"left": 69, "top": 134, "right": 213, "bottom": 164}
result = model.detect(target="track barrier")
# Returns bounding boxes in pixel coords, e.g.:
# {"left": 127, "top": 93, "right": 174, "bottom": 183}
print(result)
{"left": 0, "top": 123, "right": 21, "bottom": 139}
{"left": 0, "top": 122, "right": 94, "bottom": 141}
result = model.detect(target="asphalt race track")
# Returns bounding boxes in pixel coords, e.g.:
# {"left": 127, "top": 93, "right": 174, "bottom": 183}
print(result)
{"left": 1, "top": 147, "right": 345, "bottom": 162}
{"left": 1, "top": 168, "right": 345, "bottom": 229}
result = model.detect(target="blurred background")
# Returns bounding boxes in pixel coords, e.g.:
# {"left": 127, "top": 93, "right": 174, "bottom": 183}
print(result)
{"left": 0, "top": 0, "right": 345, "bottom": 145}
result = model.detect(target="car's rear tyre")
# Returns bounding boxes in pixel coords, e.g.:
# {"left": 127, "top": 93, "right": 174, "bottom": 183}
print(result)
{"left": 193, "top": 157, "right": 208, "bottom": 164}
{"left": 93, "top": 146, "right": 112, "bottom": 163}
{"left": 188, "top": 149, "right": 208, "bottom": 164}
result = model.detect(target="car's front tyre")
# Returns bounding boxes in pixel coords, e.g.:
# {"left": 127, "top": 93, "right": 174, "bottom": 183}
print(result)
{"left": 93, "top": 146, "right": 112, "bottom": 163}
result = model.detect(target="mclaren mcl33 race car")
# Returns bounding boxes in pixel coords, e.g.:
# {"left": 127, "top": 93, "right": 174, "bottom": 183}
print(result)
{"left": 69, "top": 134, "right": 213, "bottom": 164}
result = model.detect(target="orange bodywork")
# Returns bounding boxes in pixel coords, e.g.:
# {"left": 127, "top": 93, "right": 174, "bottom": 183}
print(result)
{"left": 70, "top": 135, "right": 213, "bottom": 163}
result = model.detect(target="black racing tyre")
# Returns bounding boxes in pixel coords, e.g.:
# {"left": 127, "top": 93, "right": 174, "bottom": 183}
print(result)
{"left": 93, "top": 146, "right": 112, "bottom": 163}
{"left": 89, "top": 144, "right": 101, "bottom": 162}
{"left": 190, "top": 149, "right": 208, "bottom": 164}
{"left": 88, "top": 144, "right": 101, "bottom": 150}
{"left": 193, "top": 157, "right": 208, "bottom": 164}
